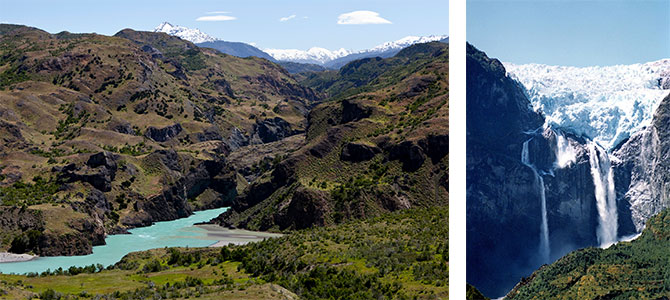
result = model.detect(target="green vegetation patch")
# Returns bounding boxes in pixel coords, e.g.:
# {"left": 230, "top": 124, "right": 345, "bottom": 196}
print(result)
{"left": 506, "top": 208, "right": 670, "bottom": 300}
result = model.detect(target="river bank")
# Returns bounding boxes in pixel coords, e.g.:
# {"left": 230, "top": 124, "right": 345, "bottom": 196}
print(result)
{"left": 0, "top": 253, "right": 36, "bottom": 263}
{"left": 195, "top": 224, "right": 283, "bottom": 247}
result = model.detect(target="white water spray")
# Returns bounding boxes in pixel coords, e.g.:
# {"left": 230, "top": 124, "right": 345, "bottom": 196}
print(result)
{"left": 521, "top": 139, "right": 550, "bottom": 262}
{"left": 587, "top": 142, "right": 618, "bottom": 247}
{"left": 554, "top": 130, "right": 577, "bottom": 168}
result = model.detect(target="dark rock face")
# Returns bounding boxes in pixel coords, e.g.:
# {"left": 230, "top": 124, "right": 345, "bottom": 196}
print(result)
{"left": 108, "top": 119, "right": 135, "bottom": 135}
{"left": 388, "top": 141, "right": 426, "bottom": 172}
{"left": 0, "top": 206, "right": 106, "bottom": 256}
{"left": 212, "top": 79, "right": 235, "bottom": 98}
{"left": 0, "top": 207, "right": 44, "bottom": 234}
{"left": 341, "top": 99, "right": 372, "bottom": 124}
{"left": 87, "top": 151, "right": 118, "bottom": 170}
{"left": 140, "top": 44, "right": 163, "bottom": 59}
{"left": 276, "top": 187, "right": 331, "bottom": 229}
{"left": 235, "top": 158, "right": 297, "bottom": 212}
{"left": 251, "top": 117, "right": 297, "bottom": 144}
{"left": 38, "top": 232, "right": 96, "bottom": 256}
{"left": 144, "top": 123, "right": 183, "bottom": 142}
{"left": 226, "top": 127, "right": 249, "bottom": 150}
{"left": 340, "top": 142, "right": 381, "bottom": 162}
{"left": 54, "top": 151, "right": 119, "bottom": 192}
{"left": 194, "top": 126, "right": 223, "bottom": 142}
{"left": 0, "top": 120, "right": 26, "bottom": 151}
{"left": 146, "top": 149, "right": 181, "bottom": 172}
{"left": 419, "top": 134, "right": 449, "bottom": 163}
{"left": 466, "top": 43, "right": 544, "bottom": 159}
{"left": 466, "top": 44, "right": 609, "bottom": 297}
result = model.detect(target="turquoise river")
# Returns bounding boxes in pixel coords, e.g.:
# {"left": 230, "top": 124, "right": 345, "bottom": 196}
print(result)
{"left": 0, "top": 207, "right": 229, "bottom": 274}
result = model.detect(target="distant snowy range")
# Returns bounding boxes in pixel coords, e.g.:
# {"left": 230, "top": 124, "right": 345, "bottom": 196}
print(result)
{"left": 505, "top": 60, "right": 670, "bottom": 150}
{"left": 153, "top": 22, "right": 447, "bottom": 71}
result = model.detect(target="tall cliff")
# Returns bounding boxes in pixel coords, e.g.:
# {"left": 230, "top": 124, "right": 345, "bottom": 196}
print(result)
{"left": 466, "top": 44, "right": 643, "bottom": 297}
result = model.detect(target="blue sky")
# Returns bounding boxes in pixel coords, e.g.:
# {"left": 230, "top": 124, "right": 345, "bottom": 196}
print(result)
{"left": 0, "top": 0, "right": 448, "bottom": 51}
{"left": 468, "top": 0, "right": 670, "bottom": 66}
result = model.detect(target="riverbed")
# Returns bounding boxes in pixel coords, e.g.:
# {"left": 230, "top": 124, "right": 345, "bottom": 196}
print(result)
{"left": 0, "top": 207, "right": 279, "bottom": 274}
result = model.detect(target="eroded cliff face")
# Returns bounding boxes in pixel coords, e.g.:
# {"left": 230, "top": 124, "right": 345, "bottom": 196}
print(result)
{"left": 467, "top": 42, "right": 670, "bottom": 298}
{"left": 466, "top": 44, "right": 629, "bottom": 297}
{"left": 612, "top": 93, "right": 670, "bottom": 233}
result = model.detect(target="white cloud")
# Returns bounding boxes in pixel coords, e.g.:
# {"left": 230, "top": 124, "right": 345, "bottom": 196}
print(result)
{"left": 279, "top": 14, "right": 296, "bottom": 22}
{"left": 206, "top": 11, "right": 230, "bottom": 14}
{"left": 196, "top": 15, "right": 236, "bottom": 22}
{"left": 337, "top": 10, "right": 391, "bottom": 25}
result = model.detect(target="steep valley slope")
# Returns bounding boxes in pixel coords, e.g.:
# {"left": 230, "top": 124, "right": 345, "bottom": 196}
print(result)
{"left": 0, "top": 23, "right": 317, "bottom": 256}
{"left": 212, "top": 42, "right": 448, "bottom": 231}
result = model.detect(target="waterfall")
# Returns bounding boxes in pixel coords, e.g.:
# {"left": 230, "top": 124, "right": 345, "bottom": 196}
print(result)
{"left": 587, "top": 142, "right": 618, "bottom": 247}
{"left": 521, "top": 139, "right": 550, "bottom": 262}
{"left": 554, "top": 130, "right": 576, "bottom": 168}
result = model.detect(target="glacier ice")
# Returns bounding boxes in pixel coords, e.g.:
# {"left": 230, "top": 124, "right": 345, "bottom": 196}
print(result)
{"left": 505, "top": 60, "right": 670, "bottom": 150}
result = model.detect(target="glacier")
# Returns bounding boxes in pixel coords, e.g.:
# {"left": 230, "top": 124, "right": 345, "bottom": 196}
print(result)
{"left": 505, "top": 60, "right": 670, "bottom": 150}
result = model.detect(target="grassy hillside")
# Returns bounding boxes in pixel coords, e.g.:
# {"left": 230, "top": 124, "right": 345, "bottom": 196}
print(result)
{"left": 217, "top": 42, "right": 448, "bottom": 231}
{"left": 0, "top": 24, "right": 317, "bottom": 255}
{"left": 504, "top": 208, "right": 670, "bottom": 299}
{"left": 0, "top": 206, "right": 447, "bottom": 299}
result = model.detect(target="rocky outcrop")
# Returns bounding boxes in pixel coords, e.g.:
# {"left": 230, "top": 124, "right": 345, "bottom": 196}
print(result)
{"left": 275, "top": 187, "right": 332, "bottom": 229}
{"left": 308, "top": 126, "right": 347, "bottom": 158}
{"left": 0, "top": 207, "right": 44, "bottom": 235}
{"left": 466, "top": 43, "right": 544, "bottom": 158}
{"left": 341, "top": 99, "right": 372, "bottom": 124}
{"left": 0, "top": 120, "right": 26, "bottom": 151}
{"left": 612, "top": 92, "right": 670, "bottom": 232}
{"left": 108, "top": 119, "right": 135, "bottom": 135}
{"left": 388, "top": 141, "right": 426, "bottom": 172}
{"left": 54, "top": 151, "right": 119, "bottom": 192}
{"left": 144, "top": 123, "right": 183, "bottom": 142}
{"left": 146, "top": 149, "right": 181, "bottom": 172}
{"left": 250, "top": 117, "right": 298, "bottom": 144}
{"left": 227, "top": 127, "right": 250, "bottom": 150}
{"left": 340, "top": 142, "right": 381, "bottom": 162}
{"left": 37, "top": 231, "right": 98, "bottom": 256}
{"left": 194, "top": 126, "right": 223, "bottom": 142}
{"left": 1, "top": 206, "right": 106, "bottom": 256}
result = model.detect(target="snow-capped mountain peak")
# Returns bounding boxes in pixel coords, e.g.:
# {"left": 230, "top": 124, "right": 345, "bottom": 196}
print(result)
{"left": 367, "top": 34, "right": 448, "bottom": 53}
{"left": 153, "top": 22, "right": 218, "bottom": 44}
{"left": 264, "top": 47, "right": 353, "bottom": 64}
{"left": 265, "top": 34, "right": 447, "bottom": 65}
